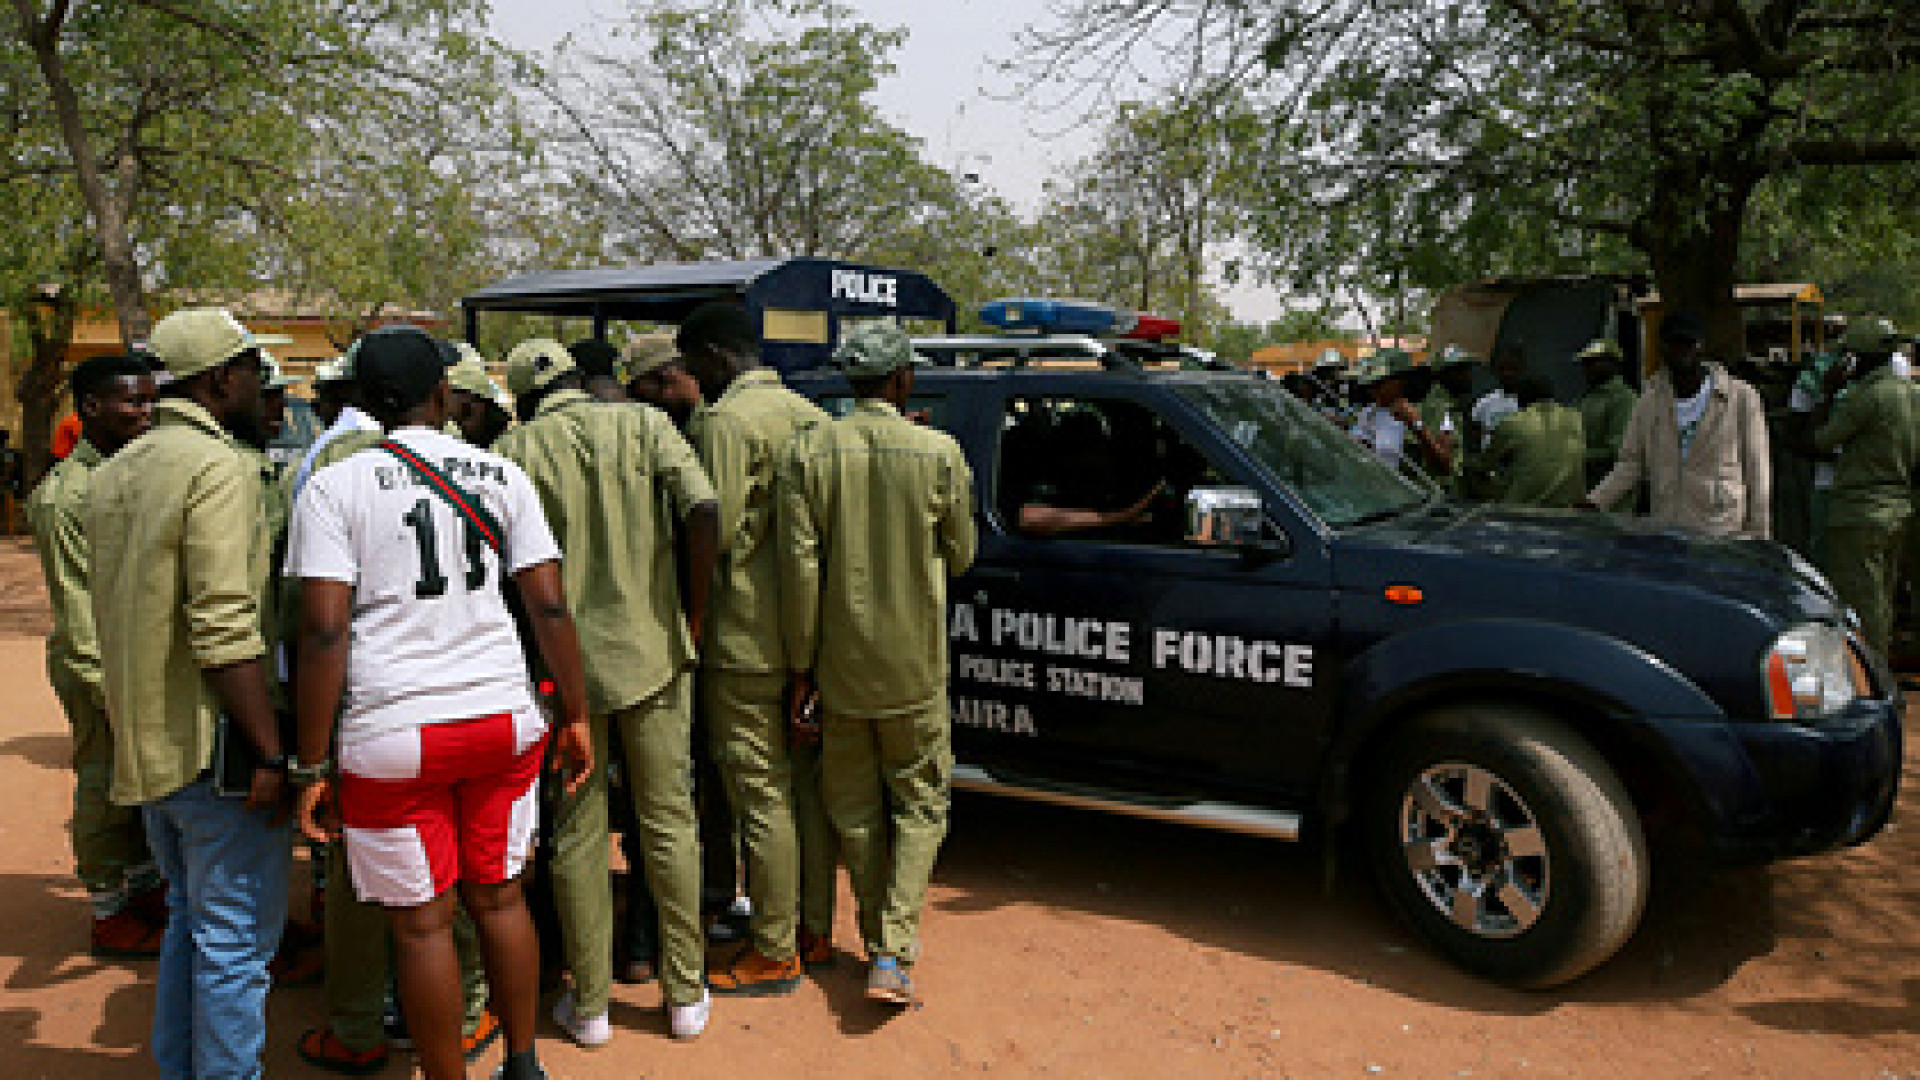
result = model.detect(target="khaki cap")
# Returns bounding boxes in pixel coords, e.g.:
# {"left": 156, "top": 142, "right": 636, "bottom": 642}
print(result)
{"left": 448, "top": 345, "right": 512, "bottom": 412}
{"left": 147, "top": 307, "right": 261, "bottom": 379}
{"left": 621, "top": 338, "right": 679, "bottom": 382}
{"left": 832, "top": 321, "right": 921, "bottom": 379}
{"left": 504, "top": 338, "right": 577, "bottom": 396}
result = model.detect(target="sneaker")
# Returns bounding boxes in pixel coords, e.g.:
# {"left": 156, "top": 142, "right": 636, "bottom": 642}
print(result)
{"left": 668, "top": 989, "right": 712, "bottom": 1039}
{"left": 491, "top": 1062, "right": 550, "bottom": 1080}
{"left": 462, "top": 1009, "right": 501, "bottom": 1061}
{"left": 296, "top": 1026, "right": 390, "bottom": 1076}
{"left": 551, "top": 989, "right": 612, "bottom": 1048}
{"left": 865, "top": 956, "right": 914, "bottom": 1006}
{"left": 89, "top": 908, "right": 164, "bottom": 959}
{"left": 707, "top": 945, "right": 802, "bottom": 996}
{"left": 798, "top": 928, "right": 835, "bottom": 971}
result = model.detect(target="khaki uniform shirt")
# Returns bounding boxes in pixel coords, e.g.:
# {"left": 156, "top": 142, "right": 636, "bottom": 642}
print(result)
{"left": 495, "top": 389, "right": 716, "bottom": 713}
{"left": 1486, "top": 401, "right": 1587, "bottom": 508}
{"left": 246, "top": 447, "right": 290, "bottom": 709}
{"left": 279, "top": 427, "right": 384, "bottom": 659}
{"left": 779, "top": 400, "right": 976, "bottom": 718}
{"left": 1578, "top": 377, "right": 1638, "bottom": 479}
{"left": 90, "top": 399, "right": 269, "bottom": 805}
{"left": 1814, "top": 365, "right": 1920, "bottom": 528}
{"left": 689, "top": 370, "right": 830, "bottom": 673}
{"left": 27, "top": 438, "right": 107, "bottom": 706}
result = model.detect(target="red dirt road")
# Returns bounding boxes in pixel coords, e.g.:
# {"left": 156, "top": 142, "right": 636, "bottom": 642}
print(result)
{"left": 0, "top": 536, "right": 1913, "bottom": 1078}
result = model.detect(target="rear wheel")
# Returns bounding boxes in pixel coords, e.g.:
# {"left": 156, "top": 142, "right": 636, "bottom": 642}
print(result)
{"left": 1364, "top": 704, "right": 1649, "bottom": 988}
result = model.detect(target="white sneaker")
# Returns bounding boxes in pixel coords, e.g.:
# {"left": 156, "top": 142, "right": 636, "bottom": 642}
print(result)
{"left": 552, "top": 989, "right": 612, "bottom": 1048}
{"left": 669, "top": 989, "right": 712, "bottom": 1039}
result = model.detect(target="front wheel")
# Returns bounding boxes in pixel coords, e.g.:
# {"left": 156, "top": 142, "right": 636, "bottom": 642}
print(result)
{"left": 1364, "top": 704, "right": 1650, "bottom": 989}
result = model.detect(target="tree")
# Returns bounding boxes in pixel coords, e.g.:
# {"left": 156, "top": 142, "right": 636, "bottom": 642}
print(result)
{"left": 545, "top": 0, "right": 973, "bottom": 264}
{"left": 1017, "top": 0, "right": 1920, "bottom": 359}
{"left": 5, "top": 0, "right": 516, "bottom": 347}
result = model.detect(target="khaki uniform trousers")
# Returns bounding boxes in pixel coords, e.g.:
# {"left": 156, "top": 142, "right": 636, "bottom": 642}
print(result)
{"left": 323, "top": 842, "right": 490, "bottom": 1051}
{"left": 702, "top": 670, "right": 800, "bottom": 959}
{"left": 550, "top": 672, "right": 703, "bottom": 1011}
{"left": 790, "top": 735, "right": 837, "bottom": 939}
{"left": 1827, "top": 519, "right": 1909, "bottom": 661}
{"left": 50, "top": 667, "right": 151, "bottom": 898}
{"left": 821, "top": 702, "right": 951, "bottom": 962}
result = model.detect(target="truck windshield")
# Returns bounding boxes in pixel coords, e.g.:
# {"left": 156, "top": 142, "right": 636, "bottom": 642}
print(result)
{"left": 1178, "top": 381, "right": 1428, "bottom": 528}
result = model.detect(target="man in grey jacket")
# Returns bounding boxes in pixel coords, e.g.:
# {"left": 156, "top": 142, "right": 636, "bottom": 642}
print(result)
{"left": 1586, "top": 310, "right": 1772, "bottom": 538}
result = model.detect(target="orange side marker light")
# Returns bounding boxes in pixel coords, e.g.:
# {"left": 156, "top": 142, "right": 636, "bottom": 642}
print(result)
{"left": 1384, "top": 585, "right": 1424, "bottom": 606}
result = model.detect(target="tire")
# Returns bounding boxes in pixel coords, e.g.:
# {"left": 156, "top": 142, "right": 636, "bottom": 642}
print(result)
{"left": 1363, "top": 704, "right": 1650, "bottom": 989}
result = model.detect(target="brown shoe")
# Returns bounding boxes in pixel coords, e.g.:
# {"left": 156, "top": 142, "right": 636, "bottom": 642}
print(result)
{"left": 706, "top": 945, "right": 803, "bottom": 996}
{"left": 270, "top": 939, "right": 325, "bottom": 987}
{"left": 90, "top": 909, "right": 164, "bottom": 959}
{"left": 798, "top": 928, "right": 835, "bottom": 971}
{"left": 297, "top": 1026, "right": 390, "bottom": 1076}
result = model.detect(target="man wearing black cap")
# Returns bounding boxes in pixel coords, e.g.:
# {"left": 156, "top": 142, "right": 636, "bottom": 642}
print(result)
{"left": 287, "top": 326, "right": 595, "bottom": 1080}
{"left": 568, "top": 339, "right": 630, "bottom": 403}
{"left": 1587, "top": 309, "right": 1771, "bottom": 537}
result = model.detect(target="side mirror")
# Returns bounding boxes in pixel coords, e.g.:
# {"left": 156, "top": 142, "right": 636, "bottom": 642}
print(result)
{"left": 1186, "top": 486, "right": 1287, "bottom": 557}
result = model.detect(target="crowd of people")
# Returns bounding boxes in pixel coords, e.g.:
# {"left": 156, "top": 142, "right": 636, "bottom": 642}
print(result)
{"left": 1301, "top": 310, "right": 1920, "bottom": 661}
{"left": 26, "top": 303, "right": 975, "bottom": 1080}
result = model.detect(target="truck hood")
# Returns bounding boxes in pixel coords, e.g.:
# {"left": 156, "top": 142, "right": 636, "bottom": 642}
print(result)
{"left": 1338, "top": 502, "right": 1836, "bottom": 627}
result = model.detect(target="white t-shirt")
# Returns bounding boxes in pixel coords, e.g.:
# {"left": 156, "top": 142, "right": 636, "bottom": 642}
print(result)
{"left": 1470, "top": 391, "right": 1518, "bottom": 449}
{"left": 1352, "top": 405, "right": 1408, "bottom": 465}
{"left": 294, "top": 405, "right": 383, "bottom": 496}
{"left": 1674, "top": 370, "right": 1713, "bottom": 459}
{"left": 284, "top": 426, "right": 563, "bottom": 746}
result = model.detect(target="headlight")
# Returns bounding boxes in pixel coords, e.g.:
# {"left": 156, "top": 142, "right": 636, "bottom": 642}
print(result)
{"left": 1763, "top": 623, "right": 1869, "bottom": 721}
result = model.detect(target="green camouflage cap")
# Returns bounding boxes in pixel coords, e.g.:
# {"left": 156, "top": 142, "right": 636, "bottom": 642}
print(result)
{"left": 1576, "top": 339, "right": 1624, "bottom": 363}
{"left": 147, "top": 307, "right": 262, "bottom": 379}
{"left": 832, "top": 321, "right": 922, "bottom": 379}
{"left": 1354, "top": 347, "right": 1416, "bottom": 386}
{"left": 1841, "top": 317, "right": 1906, "bottom": 355}
{"left": 1430, "top": 344, "right": 1482, "bottom": 369}
{"left": 504, "top": 338, "right": 577, "bottom": 396}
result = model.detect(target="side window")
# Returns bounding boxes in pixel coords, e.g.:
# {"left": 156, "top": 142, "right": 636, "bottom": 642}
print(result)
{"left": 819, "top": 394, "right": 952, "bottom": 432}
{"left": 998, "top": 395, "right": 1228, "bottom": 547}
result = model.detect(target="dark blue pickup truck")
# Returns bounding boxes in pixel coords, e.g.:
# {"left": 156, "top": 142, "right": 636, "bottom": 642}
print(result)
{"left": 790, "top": 359, "right": 1901, "bottom": 989}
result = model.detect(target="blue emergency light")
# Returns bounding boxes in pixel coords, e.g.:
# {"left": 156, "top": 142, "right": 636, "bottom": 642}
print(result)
{"left": 979, "top": 298, "right": 1136, "bottom": 336}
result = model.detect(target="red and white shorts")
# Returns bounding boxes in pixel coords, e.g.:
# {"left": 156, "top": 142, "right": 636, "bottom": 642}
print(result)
{"left": 337, "top": 708, "right": 548, "bottom": 907}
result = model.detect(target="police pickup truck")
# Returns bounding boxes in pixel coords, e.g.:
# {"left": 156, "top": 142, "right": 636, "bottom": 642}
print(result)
{"left": 788, "top": 355, "right": 1901, "bottom": 989}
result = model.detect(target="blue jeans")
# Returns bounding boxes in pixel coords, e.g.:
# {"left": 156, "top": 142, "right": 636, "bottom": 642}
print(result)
{"left": 141, "top": 777, "right": 291, "bottom": 1080}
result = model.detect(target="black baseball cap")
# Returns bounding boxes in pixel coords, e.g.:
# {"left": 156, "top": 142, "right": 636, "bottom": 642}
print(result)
{"left": 355, "top": 325, "right": 457, "bottom": 415}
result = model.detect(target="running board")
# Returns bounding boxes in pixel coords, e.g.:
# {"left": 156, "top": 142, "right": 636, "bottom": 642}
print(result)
{"left": 951, "top": 764, "right": 1302, "bottom": 841}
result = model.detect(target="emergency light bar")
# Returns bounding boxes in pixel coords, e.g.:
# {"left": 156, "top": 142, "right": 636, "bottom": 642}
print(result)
{"left": 979, "top": 298, "right": 1135, "bottom": 336}
{"left": 1116, "top": 313, "right": 1182, "bottom": 341}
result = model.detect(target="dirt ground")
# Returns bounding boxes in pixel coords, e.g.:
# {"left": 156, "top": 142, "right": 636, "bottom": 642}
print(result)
{"left": 0, "top": 535, "right": 1915, "bottom": 1079}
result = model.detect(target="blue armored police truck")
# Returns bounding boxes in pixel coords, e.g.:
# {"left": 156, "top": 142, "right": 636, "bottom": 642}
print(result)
{"left": 463, "top": 270, "right": 1899, "bottom": 989}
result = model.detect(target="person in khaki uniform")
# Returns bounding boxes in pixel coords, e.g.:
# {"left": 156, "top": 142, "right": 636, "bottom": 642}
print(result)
{"left": 674, "top": 302, "right": 832, "bottom": 994}
{"left": 625, "top": 339, "right": 705, "bottom": 429}
{"left": 1575, "top": 339, "right": 1638, "bottom": 489}
{"left": 1482, "top": 375, "right": 1588, "bottom": 508}
{"left": 1586, "top": 310, "right": 1772, "bottom": 537}
{"left": 1812, "top": 319, "right": 1920, "bottom": 659}
{"left": 494, "top": 339, "right": 721, "bottom": 1042}
{"left": 778, "top": 322, "right": 976, "bottom": 1006}
{"left": 26, "top": 353, "right": 165, "bottom": 958}
{"left": 89, "top": 308, "right": 290, "bottom": 1080}
{"left": 448, "top": 345, "right": 515, "bottom": 448}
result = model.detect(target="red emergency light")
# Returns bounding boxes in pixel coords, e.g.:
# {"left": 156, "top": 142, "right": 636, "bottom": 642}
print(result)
{"left": 1116, "top": 313, "right": 1182, "bottom": 341}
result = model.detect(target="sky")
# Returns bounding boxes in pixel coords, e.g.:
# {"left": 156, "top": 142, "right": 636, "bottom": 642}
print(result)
{"left": 487, "top": 0, "right": 1284, "bottom": 321}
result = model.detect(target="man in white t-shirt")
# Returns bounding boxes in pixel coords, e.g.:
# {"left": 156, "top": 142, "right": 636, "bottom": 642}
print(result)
{"left": 287, "top": 326, "right": 594, "bottom": 1080}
